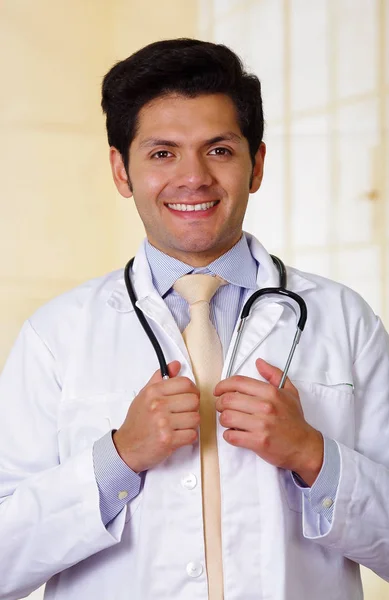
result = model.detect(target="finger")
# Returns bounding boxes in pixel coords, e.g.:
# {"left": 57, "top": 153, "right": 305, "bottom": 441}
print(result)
{"left": 255, "top": 358, "right": 297, "bottom": 392}
{"left": 172, "top": 428, "right": 198, "bottom": 449}
{"left": 169, "top": 393, "right": 200, "bottom": 413}
{"left": 214, "top": 375, "right": 269, "bottom": 397}
{"left": 215, "top": 393, "right": 274, "bottom": 415}
{"left": 147, "top": 360, "right": 181, "bottom": 385}
{"left": 168, "top": 360, "right": 182, "bottom": 378}
{"left": 158, "top": 376, "right": 200, "bottom": 396}
{"left": 171, "top": 412, "right": 201, "bottom": 430}
{"left": 223, "top": 429, "right": 258, "bottom": 451}
{"left": 219, "top": 409, "right": 259, "bottom": 432}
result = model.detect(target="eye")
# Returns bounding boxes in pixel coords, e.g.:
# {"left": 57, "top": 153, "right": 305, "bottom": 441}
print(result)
{"left": 208, "top": 147, "right": 232, "bottom": 156}
{"left": 151, "top": 150, "right": 173, "bottom": 159}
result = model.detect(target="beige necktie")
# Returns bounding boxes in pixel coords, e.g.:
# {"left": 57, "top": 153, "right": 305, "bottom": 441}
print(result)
{"left": 174, "top": 274, "right": 226, "bottom": 599}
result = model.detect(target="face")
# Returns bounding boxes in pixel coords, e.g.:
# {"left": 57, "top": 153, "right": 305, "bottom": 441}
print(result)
{"left": 110, "top": 93, "right": 266, "bottom": 266}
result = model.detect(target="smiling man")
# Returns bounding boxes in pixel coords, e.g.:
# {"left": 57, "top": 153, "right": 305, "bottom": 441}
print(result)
{"left": 110, "top": 93, "right": 264, "bottom": 266}
{"left": 1, "top": 39, "right": 389, "bottom": 600}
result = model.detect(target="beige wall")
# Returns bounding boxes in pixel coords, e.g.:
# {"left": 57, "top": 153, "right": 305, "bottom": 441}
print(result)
{"left": 110, "top": 0, "right": 199, "bottom": 268}
{"left": 0, "top": 0, "right": 197, "bottom": 368}
{"left": 0, "top": 0, "right": 113, "bottom": 367}
{"left": 0, "top": 1, "right": 197, "bottom": 598}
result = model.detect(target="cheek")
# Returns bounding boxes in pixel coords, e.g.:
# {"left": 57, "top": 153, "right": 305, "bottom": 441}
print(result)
{"left": 132, "top": 173, "right": 168, "bottom": 209}
{"left": 220, "top": 167, "right": 251, "bottom": 200}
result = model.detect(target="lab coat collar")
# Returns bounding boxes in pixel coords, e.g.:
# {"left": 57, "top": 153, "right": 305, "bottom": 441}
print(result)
{"left": 244, "top": 232, "right": 316, "bottom": 294}
{"left": 107, "top": 241, "right": 162, "bottom": 313}
{"left": 106, "top": 233, "right": 317, "bottom": 313}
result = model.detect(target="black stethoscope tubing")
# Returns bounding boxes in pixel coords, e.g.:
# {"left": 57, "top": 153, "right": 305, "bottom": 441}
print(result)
{"left": 124, "top": 255, "right": 307, "bottom": 386}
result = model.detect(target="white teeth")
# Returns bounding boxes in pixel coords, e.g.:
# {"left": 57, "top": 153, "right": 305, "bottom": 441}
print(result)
{"left": 167, "top": 201, "right": 218, "bottom": 212}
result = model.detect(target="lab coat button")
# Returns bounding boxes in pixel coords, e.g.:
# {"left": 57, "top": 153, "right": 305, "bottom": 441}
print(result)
{"left": 322, "top": 497, "right": 333, "bottom": 509}
{"left": 118, "top": 491, "right": 128, "bottom": 500}
{"left": 186, "top": 562, "right": 203, "bottom": 578}
{"left": 181, "top": 473, "right": 197, "bottom": 490}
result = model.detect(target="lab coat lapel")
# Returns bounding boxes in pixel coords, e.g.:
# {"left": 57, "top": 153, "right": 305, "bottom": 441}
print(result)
{"left": 135, "top": 295, "right": 191, "bottom": 365}
{"left": 107, "top": 242, "right": 191, "bottom": 365}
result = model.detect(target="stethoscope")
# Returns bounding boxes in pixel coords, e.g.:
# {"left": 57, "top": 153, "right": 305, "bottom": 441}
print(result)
{"left": 124, "top": 255, "right": 307, "bottom": 389}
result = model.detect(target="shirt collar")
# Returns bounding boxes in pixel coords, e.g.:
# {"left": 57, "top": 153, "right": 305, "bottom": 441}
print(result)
{"left": 145, "top": 234, "right": 258, "bottom": 298}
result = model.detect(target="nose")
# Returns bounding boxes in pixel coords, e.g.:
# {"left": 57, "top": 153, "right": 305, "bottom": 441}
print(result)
{"left": 174, "top": 153, "right": 213, "bottom": 190}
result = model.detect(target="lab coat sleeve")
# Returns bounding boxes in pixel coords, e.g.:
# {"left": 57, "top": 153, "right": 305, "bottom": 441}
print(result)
{"left": 301, "top": 315, "right": 389, "bottom": 581}
{"left": 0, "top": 321, "right": 126, "bottom": 600}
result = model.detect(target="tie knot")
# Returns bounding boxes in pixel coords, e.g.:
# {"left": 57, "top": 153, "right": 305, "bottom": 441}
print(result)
{"left": 173, "top": 273, "right": 226, "bottom": 305}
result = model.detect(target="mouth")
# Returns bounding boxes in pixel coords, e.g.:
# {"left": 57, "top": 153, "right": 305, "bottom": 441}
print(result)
{"left": 166, "top": 200, "right": 219, "bottom": 212}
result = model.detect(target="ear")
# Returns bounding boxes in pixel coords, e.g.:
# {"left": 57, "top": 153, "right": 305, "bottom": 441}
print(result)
{"left": 109, "top": 147, "right": 133, "bottom": 198}
{"left": 249, "top": 142, "right": 266, "bottom": 193}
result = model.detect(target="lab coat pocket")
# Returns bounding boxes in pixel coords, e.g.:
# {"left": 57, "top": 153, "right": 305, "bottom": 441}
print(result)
{"left": 57, "top": 391, "right": 133, "bottom": 459}
{"left": 281, "top": 370, "right": 355, "bottom": 513}
{"left": 291, "top": 369, "right": 355, "bottom": 447}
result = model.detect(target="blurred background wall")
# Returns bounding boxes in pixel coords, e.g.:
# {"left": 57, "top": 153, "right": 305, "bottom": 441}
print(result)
{"left": 198, "top": 1, "right": 389, "bottom": 597}
{"left": 199, "top": 0, "right": 389, "bottom": 329}
{"left": 0, "top": 1, "right": 388, "bottom": 598}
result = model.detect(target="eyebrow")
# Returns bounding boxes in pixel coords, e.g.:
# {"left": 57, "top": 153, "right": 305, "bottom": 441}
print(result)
{"left": 139, "top": 131, "right": 243, "bottom": 149}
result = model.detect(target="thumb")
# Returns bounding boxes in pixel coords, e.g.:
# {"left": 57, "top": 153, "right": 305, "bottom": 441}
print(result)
{"left": 256, "top": 358, "right": 291, "bottom": 389}
{"left": 167, "top": 360, "right": 182, "bottom": 378}
{"left": 148, "top": 360, "right": 182, "bottom": 384}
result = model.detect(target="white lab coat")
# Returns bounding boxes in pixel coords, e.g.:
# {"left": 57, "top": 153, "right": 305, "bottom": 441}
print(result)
{"left": 1, "top": 235, "right": 389, "bottom": 600}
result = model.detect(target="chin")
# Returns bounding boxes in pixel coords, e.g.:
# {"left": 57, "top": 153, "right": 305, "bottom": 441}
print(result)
{"left": 172, "top": 236, "right": 219, "bottom": 255}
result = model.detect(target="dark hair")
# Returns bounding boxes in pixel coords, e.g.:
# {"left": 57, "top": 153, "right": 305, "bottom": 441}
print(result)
{"left": 101, "top": 38, "right": 264, "bottom": 169}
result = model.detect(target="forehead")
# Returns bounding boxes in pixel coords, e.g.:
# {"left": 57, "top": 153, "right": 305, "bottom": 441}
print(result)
{"left": 134, "top": 93, "right": 243, "bottom": 143}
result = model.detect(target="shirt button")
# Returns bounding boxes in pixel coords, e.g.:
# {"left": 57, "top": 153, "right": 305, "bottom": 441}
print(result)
{"left": 118, "top": 491, "right": 128, "bottom": 500}
{"left": 186, "top": 562, "right": 203, "bottom": 578}
{"left": 181, "top": 473, "right": 197, "bottom": 490}
{"left": 322, "top": 497, "right": 333, "bottom": 509}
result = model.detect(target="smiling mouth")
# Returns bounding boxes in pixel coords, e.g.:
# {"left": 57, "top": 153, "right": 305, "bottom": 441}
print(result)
{"left": 166, "top": 201, "right": 219, "bottom": 212}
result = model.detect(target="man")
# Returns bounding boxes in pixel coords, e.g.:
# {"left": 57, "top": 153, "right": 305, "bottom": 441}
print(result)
{"left": 0, "top": 38, "right": 388, "bottom": 600}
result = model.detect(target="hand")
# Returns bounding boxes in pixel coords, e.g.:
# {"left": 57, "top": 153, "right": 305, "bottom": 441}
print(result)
{"left": 113, "top": 361, "right": 200, "bottom": 473}
{"left": 214, "top": 358, "right": 324, "bottom": 486}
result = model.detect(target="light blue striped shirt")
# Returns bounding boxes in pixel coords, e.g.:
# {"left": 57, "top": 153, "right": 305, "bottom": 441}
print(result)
{"left": 145, "top": 234, "right": 258, "bottom": 355}
{"left": 93, "top": 234, "right": 340, "bottom": 526}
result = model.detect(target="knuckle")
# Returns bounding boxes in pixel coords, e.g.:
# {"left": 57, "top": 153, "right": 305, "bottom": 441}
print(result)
{"left": 157, "top": 416, "right": 168, "bottom": 429}
{"left": 267, "top": 386, "right": 279, "bottom": 401}
{"left": 220, "top": 409, "right": 232, "bottom": 426}
{"left": 189, "top": 429, "right": 198, "bottom": 443}
{"left": 158, "top": 427, "right": 172, "bottom": 447}
{"left": 192, "top": 412, "right": 201, "bottom": 427}
{"left": 145, "top": 385, "right": 158, "bottom": 401}
{"left": 183, "top": 376, "right": 197, "bottom": 390}
{"left": 258, "top": 430, "right": 271, "bottom": 450}
{"left": 150, "top": 399, "right": 160, "bottom": 412}
{"left": 191, "top": 394, "right": 201, "bottom": 410}
{"left": 228, "top": 376, "right": 242, "bottom": 388}
{"left": 261, "top": 400, "right": 275, "bottom": 415}
{"left": 221, "top": 392, "right": 235, "bottom": 407}
{"left": 150, "top": 396, "right": 165, "bottom": 413}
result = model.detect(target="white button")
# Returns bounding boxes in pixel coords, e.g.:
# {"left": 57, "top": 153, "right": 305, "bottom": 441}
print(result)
{"left": 322, "top": 497, "right": 333, "bottom": 509}
{"left": 181, "top": 473, "right": 197, "bottom": 490}
{"left": 118, "top": 491, "right": 128, "bottom": 500}
{"left": 186, "top": 562, "right": 203, "bottom": 578}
